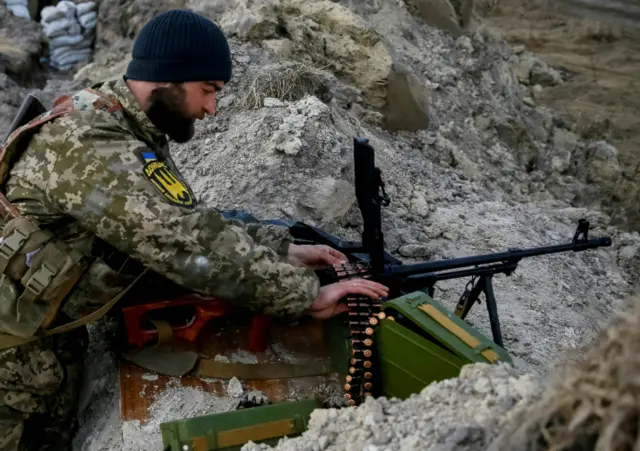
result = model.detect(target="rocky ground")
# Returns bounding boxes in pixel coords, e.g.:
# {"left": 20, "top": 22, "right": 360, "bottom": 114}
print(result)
{"left": 476, "top": 0, "right": 640, "bottom": 231}
{"left": 0, "top": 0, "right": 638, "bottom": 450}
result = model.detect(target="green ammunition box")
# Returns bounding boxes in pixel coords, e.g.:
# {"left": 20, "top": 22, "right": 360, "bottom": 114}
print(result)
{"left": 158, "top": 291, "right": 511, "bottom": 450}
{"left": 160, "top": 398, "right": 322, "bottom": 451}
{"left": 377, "top": 290, "right": 512, "bottom": 400}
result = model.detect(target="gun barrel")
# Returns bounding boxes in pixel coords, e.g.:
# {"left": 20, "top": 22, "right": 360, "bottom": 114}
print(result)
{"left": 387, "top": 236, "right": 612, "bottom": 278}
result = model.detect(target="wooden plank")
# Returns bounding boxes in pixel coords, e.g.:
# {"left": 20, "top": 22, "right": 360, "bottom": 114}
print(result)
{"left": 119, "top": 316, "right": 340, "bottom": 424}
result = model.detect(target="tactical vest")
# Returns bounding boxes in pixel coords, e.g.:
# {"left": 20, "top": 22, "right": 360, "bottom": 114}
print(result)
{"left": 0, "top": 88, "right": 147, "bottom": 349}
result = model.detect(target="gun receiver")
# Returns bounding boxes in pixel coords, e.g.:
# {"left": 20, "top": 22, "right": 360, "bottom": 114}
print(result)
{"left": 349, "top": 137, "right": 612, "bottom": 347}
{"left": 354, "top": 137, "right": 389, "bottom": 275}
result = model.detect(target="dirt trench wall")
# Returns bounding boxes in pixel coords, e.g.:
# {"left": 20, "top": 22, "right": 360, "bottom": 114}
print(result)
{"left": 552, "top": 0, "right": 640, "bottom": 34}
{"left": 474, "top": 0, "right": 640, "bottom": 231}
{"left": 0, "top": 3, "right": 45, "bottom": 85}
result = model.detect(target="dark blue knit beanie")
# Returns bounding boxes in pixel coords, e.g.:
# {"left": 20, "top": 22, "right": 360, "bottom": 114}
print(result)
{"left": 125, "top": 9, "right": 232, "bottom": 83}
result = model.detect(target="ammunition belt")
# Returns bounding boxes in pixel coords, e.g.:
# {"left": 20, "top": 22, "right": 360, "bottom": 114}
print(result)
{"left": 329, "top": 262, "right": 395, "bottom": 406}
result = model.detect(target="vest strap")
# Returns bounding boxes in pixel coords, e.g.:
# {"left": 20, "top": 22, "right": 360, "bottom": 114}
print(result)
{"left": 0, "top": 228, "right": 28, "bottom": 273}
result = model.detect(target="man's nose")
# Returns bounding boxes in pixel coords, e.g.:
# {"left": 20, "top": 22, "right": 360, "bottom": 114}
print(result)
{"left": 203, "top": 97, "right": 217, "bottom": 116}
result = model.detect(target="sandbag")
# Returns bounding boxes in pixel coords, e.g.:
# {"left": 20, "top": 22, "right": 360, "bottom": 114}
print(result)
{"left": 40, "top": 5, "right": 65, "bottom": 22}
{"left": 39, "top": 1, "right": 97, "bottom": 71}
{"left": 77, "top": 10, "right": 96, "bottom": 27}
{"left": 75, "top": 1, "right": 95, "bottom": 16}
{"left": 7, "top": 4, "right": 29, "bottom": 19}
{"left": 49, "top": 34, "right": 86, "bottom": 47}
{"left": 56, "top": 0, "right": 76, "bottom": 18}
{"left": 4, "top": 0, "right": 30, "bottom": 19}
{"left": 43, "top": 17, "right": 77, "bottom": 38}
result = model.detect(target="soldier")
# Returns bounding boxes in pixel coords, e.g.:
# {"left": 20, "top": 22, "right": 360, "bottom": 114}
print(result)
{"left": 0, "top": 9, "right": 388, "bottom": 450}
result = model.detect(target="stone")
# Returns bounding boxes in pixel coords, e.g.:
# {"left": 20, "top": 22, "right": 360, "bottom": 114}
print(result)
{"left": 619, "top": 244, "right": 637, "bottom": 260}
{"left": 218, "top": 94, "right": 237, "bottom": 109}
{"left": 457, "top": 35, "right": 474, "bottom": 53}
{"left": 549, "top": 149, "right": 572, "bottom": 173}
{"left": 398, "top": 244, "right": 434, "bottom": 258}
{"left": 531, "top": 84, "right": 543, "bottom": 99}
{"left": 409, "top": 191, "right": 430, "bottom": 217}
{"left": 405, "top": 0, "right": 463, "bottom": 36}
{"left": 383, "top": 67, "right": 430, "bottom": 131}
{"left": 584, "top": 140, "right": 622, "bottom": 185}
{"left": 262, "top": 38, "right": 294, "bottom": 58}
{"left": 227, "top": 377, "right": 244, "bottom": 397}
{"left": 263, "top": 97, "right": 286, "bottom": 107}
{"left": 552, "top": 128, "right": 579, "bottom": 153}
{"left": 296, "top": 177, "right": 356, "bottom": 222}
{"left": 530, "top": 60, "right": 563, "bottom": 86}
{"left": 185, "top": 0, "right": 230, "bottom": 16}
{"left": 493, "top": 117, "right": 539, "bottom": 170}
{"left": 515, "top": 54, "right": 537, "bottom": 85}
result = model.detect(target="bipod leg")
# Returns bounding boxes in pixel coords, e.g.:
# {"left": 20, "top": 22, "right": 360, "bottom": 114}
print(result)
{"left": 455, "top": 277, "right": 484, "bottom": 320}
{"left": 427, "top": 284, "right": 435, "bottom": 298}
{"left": 482, "top": 276, "right": 503, "bottom": 347}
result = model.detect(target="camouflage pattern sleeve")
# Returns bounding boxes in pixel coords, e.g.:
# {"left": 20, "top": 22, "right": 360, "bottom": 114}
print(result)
{"left": 237, "top": 222, "right": 292, "bottom": 256}
{"left": 39, "top": 110, "right": 320, "bottom": 320}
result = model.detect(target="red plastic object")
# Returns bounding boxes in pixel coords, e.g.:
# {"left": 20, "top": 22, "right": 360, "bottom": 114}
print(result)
{"left": 121, "top": 294, "right": 270, "bottom": 352}
{"left": 248, "top": 314, "right": 271, "bottom": 352}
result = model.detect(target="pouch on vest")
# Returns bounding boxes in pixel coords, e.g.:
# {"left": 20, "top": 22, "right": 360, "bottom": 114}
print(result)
{"left": 0, "top": 216, "right": 88, "bottom": 338}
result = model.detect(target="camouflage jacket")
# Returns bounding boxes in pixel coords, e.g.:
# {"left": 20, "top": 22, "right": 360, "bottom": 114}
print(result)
{"left": 5, "top": 77, "right": 320, "bottom": 323}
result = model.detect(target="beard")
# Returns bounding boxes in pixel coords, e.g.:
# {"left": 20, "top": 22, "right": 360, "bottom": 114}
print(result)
{"left": 144, "top": 85, "right": 196, "bottom": 143}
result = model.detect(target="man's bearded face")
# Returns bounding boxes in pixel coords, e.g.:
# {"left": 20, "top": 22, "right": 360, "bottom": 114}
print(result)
{"left": 145, "top": 84, "right": 195, "bottom": 143}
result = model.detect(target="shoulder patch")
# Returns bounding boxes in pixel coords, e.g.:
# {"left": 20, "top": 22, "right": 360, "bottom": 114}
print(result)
{"left": 140, "top": 151, "right": 195, "bottom": 209}
{"left": 71, "top": 88, "right": 123, "bottom": 115}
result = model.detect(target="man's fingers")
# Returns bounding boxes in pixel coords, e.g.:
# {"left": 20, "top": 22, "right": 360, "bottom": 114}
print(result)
{"left": 347, "top": 278, "right": 388, "bottom": 294}
{"left": 339, "top": 279, "right": 389, "bottom": 299}
{"left": 310, "top": 302, "right": 349, "bottom": 320}
{"left": 351, "top": 286, "right": 386, "bottom": 300}
{"left": 333, "top": 303, "right": 349, "bottom": 315}
{"left": 313, "top": 279, "right": 390, "bottom": 318}
{"left": 328, "top": 247, "right": 348, "bottom": 262}
{"left": 322, "top": 247, "right": 347, "bottom": 264}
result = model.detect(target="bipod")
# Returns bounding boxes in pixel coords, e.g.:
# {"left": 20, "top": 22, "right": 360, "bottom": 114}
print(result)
{"left": 454, "top": 275, "right": 503, "bottom": 347}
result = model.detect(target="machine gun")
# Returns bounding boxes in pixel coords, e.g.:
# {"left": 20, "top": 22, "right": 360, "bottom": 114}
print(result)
{"left": 313, "top": 137, "right": 612, "bottom": 347}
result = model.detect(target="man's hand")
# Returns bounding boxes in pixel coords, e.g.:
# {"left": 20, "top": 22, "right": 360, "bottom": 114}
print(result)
{"left": 286, "top": 244, "right": 348, "bottom": 269}
{"left": 307, "top": 278, "right": 389, "bottom": 320}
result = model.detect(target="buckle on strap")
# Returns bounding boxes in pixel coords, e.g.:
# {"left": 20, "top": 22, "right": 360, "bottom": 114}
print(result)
{"left": 21, "top": 264, "right": 57, "bottom": 303}
{"left": 0, "top": 229, "right": 28, "bottom": 272}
